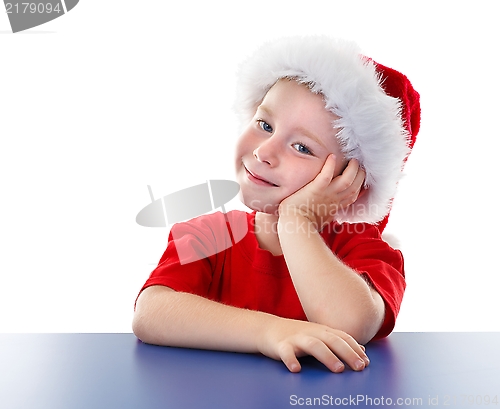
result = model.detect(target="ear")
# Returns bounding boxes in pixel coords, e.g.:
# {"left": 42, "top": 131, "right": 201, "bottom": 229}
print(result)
{"left": 348, "top": 185, "right": 367, "bottom": 207}
{"left": 357, "top": 186, "right": 368, "bottom": 200}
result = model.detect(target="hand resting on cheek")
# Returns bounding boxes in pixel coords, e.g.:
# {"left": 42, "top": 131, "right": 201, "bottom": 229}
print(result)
{"left": 278, "top": 154, "right": 366, "bottom": 230}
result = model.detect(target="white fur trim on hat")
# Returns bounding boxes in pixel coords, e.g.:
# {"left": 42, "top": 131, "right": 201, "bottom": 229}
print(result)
{"left": 234, "top": 35, "right": 411, "bottom": 225}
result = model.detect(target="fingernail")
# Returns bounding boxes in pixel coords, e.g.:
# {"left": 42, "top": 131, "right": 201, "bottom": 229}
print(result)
{"left": 333, "top": 362, "right": 344, "bottom": 372}
{"left": 355, "top": 359, "right": 365, "bottom": 370}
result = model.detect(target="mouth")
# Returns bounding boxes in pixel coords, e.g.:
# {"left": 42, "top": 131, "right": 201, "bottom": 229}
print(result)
{"left": 244, "top": 166, "right": 279, "bottom": 187}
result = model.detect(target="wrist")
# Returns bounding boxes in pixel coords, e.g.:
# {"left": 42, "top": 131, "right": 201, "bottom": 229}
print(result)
{"left": 278, "top": 202, "right": 320, "bottom": 231}
{"left": 254, "top": 313, "right": 284, "bottom": 357}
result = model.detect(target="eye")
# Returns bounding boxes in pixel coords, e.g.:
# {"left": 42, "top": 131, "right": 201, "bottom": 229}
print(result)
{"left": 257, "top": 120, "right": 273, "bottom": 133}
{"left": 292, "top": 142, "right": 313, "bottom": 156}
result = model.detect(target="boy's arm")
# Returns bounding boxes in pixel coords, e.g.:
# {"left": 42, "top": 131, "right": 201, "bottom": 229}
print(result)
{"left": 277, "top": 214, "right": 385, "bottom": 344}
{"left": 133, "top": 285, "right": 370, "bottom": 373}
{"left": 277, "top": 156, "right": 385, "bottom": 344}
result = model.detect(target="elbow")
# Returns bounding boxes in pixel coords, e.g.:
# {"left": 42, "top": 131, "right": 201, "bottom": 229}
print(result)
{"left": 350, "top": 301, "right": 385, "bottom": 344}
{"left": 334, "top": 312, "right": 382, "bottom": 345}
{"left": 133, "top": 307, "right": 173, "bottom": 346}
{"left": 132, "top": 306, "right": 157, "bottom": 345}
{"left": 311, "top": 303, "right": 384, "bottom": 345}
{"left": 334, "top": 289, "right": 386, "bottom": 344}
{"left": 347, "top": 311, "right": 384, "bottom": 345}
{"left": 132, "top": 291, "right": 152, "bottom": 343}
{"left": 132, "top": 311, "right": 149, "bottom": 343}
{"left": 132, "top": 285, "right": 175, "bottom": 345}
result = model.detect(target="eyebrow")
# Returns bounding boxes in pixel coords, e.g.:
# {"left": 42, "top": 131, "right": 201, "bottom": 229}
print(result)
{"left": 296, "top": 126, "right": 328, "bottom": 151}
{"left": 257, "top": 104, "right": 328, "bottom": 150}
{"left": 256, "top": 104, "right": 272, "bottom": 116}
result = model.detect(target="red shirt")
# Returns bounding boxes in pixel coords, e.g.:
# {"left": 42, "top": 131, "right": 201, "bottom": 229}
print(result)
{"left": 138, "top": 210, "right": 405, "bottom": 340}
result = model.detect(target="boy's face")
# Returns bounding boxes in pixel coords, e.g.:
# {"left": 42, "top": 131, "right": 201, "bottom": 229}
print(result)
{"left": 235, "top": 79, "right": 347, "bottom": 215}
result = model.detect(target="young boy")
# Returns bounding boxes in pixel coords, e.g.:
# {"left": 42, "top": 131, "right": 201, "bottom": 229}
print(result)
{"left": 133, "top": 36, "right": 420, "bottom": 373}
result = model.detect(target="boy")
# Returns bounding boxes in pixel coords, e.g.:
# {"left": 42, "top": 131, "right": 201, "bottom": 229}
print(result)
{"left": 133, "top": 36, "right": 420, "bottom": 373}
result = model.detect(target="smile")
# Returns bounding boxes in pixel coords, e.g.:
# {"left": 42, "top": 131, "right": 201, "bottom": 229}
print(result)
{"left": 244, "top": 167, "right": 279, "bottom": 187}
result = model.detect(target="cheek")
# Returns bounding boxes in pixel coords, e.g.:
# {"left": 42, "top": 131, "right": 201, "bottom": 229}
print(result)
{"left": 282, "top": 167, "right": 317, "bottom": 195}
{"left": 234, "top": 137, "right": 248, "bottom": 168}
{"left": 234, "top": 128, "right": 254, "bottom": 159}
{"left": 282, "top": 157, "right": 330, "bottom": 196}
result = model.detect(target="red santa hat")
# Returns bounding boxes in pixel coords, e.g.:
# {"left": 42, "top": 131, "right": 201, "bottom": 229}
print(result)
{"left": 234, "top": 36, "right": 421, "bottom": 226}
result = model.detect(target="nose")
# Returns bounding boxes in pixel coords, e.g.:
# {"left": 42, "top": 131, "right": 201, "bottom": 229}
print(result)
{"left": 253, "top": 138, "right": 278, "bottom": 167}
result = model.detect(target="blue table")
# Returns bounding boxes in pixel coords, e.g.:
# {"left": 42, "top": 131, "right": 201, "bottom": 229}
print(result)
{"left": 1, "top": 333, "right": 499, "bottom": 408}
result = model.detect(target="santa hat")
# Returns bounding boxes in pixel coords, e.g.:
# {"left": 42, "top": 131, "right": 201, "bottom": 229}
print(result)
{"left": 234, "top": 36, "right": 420, "bottom": 226}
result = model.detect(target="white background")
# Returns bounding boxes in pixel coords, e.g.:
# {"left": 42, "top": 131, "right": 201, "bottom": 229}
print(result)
{"left": 1, "top": 1, "right": 499, "bottom": 333}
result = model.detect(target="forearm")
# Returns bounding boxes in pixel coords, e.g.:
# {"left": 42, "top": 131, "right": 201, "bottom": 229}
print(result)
{"left": 133, "top": 285, "right": 371, "bottom": 373}
{"left": 133, "top": 285, "right": 277, "bottom": 353}
{"left": 277, "top": 214, "right": 384, "bottom": 343}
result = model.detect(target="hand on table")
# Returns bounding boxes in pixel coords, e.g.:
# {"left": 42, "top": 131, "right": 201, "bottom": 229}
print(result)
{"left": 258, "top": 317, "right": 370, "bottom": 373}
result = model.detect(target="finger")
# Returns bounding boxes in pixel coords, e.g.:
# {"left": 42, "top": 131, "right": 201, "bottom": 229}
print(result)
{"left": 331, "top": 159, "right": 361, "bottom": 193}
{"left": 353, "top": 166, "right": 366, "bottom": 191}
{"left": 294, "top": 337, "right": 345, "bottom": 373}
{"left": 330, "top": 332, "right": 370, "bottom": 368}
{"left": 338, "top": 166, "right": 366, "bottom": 206}
{"left": 314, "top": 154, "right": 337, "bottom": 186}
{"left": 277, "top": 343, "right": 302, "bottom": 373}
{"left": 334, "top": 331, "right": 370, "bottom": 363}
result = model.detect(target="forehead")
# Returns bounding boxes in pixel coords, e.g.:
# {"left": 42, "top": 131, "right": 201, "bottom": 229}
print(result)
{"left": 260, "top": 79, "right": 337, "bottom": 120}
{"left": 259, "top": 79, "right": 340, "bottom": 137}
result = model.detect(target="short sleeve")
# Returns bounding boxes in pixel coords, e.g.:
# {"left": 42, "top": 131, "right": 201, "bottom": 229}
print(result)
{"left": 324, "top": 223, "right": 406, "bottom": 340}
{"left": 135, "top": 212, "right": 233, "bottom": 304}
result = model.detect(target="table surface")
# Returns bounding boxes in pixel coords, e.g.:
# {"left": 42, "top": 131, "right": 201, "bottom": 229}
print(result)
{"left": 1, "top": 332, "right": 499, "bottom": 409}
